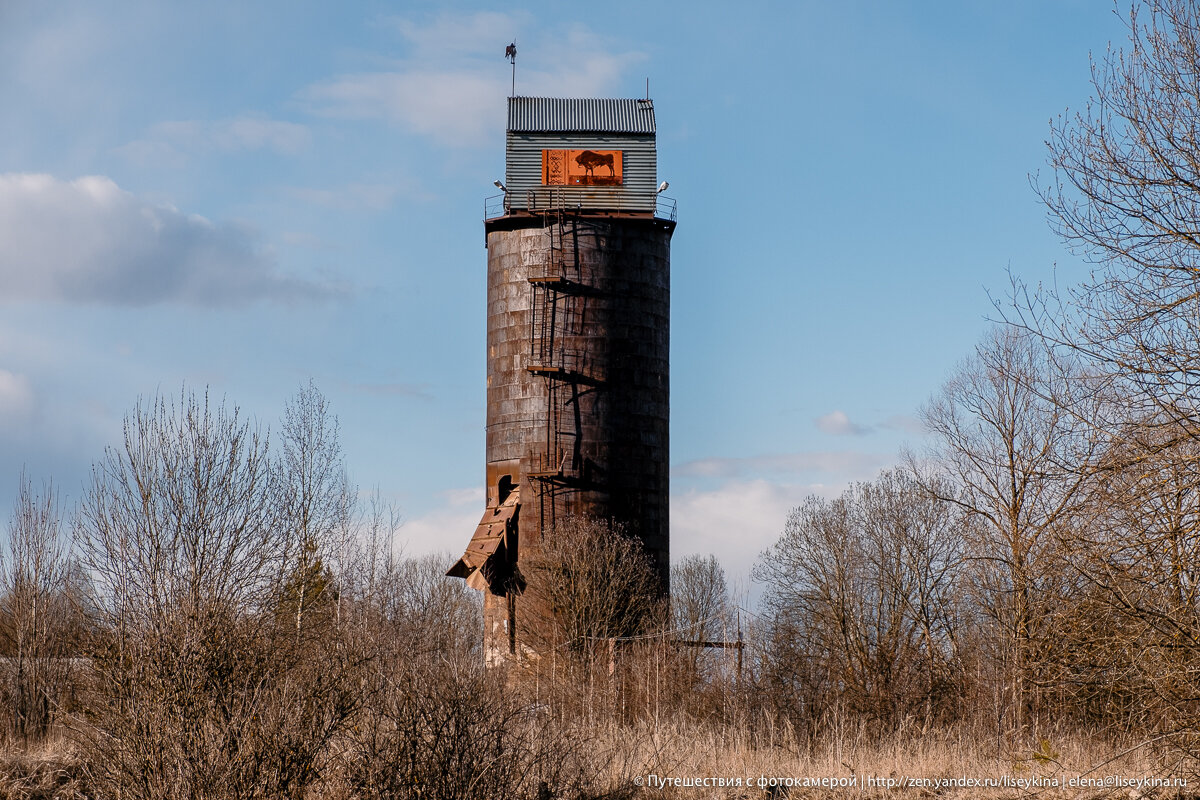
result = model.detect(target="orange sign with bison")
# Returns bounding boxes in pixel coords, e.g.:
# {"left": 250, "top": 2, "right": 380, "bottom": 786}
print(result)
{"left": 541, "top": 150, "right": 623, "bottom": 186}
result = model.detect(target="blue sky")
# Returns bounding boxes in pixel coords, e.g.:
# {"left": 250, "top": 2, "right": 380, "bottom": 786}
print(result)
{"left": 0, "top": 1, "right": 1120, "bottom": 586}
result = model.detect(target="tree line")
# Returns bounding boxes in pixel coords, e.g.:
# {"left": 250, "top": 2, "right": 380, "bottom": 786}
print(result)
{"left": 746, "top": 0, "right": 1200, "bottom": 767}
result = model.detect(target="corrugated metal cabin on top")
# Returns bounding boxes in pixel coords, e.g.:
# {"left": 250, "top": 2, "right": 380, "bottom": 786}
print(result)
{"left": 449, "top": 96, "right": 676, "bottom": 666}
{"left": 503, "top": 97, "right": 660, "bottom": 213}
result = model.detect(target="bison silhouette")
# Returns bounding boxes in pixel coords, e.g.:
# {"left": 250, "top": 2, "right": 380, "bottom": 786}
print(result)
{"left": 574, "top": 150, "right": 615, "bottom": 180}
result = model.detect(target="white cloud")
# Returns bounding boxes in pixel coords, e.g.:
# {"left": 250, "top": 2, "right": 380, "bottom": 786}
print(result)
{"left": 301, "top": 70, "right": 503, "bottom": 147}
{"left": 385, "top": 12, "right": 521, "bottom": 60}
{"left": 401, "top": 469, "right": 887, "bottom": 607}
{"left": 0, "top": 370, "right": 35, "bottom": 423}
{"left": 880, "top": 413, "right": 926, "bottom": 434}
{"left": 280, "top": 231, "right": 330, "bottom": 249}
{"left": 0, "top": 360, "right": 119, "bottom": 514}
{"left": 298, "top": 12, "right": 642, "bottom": 148}
{"left": 674, "top": 449, "right": 889, "bottom": 481}
{"left": 285, "top": 183, "right": 400, "bottom": 211}
{"left": 395, "top": 486, "right": 484, "bottom": 557}
{"left": 401, "top": 479, "right": 803, "bottom": 600}
{"left": 118, "top": 115, "right": 311, "bottom": 166}
{"left": 348, "top": 381, "right": 433, "bottom": 399}
{"left": 671, "top": 449, "right": 898, "bottom": 596}
{"left": 114, "top": 139, "right": 184, "bottom": 168}
{"left": 671, "top": 479, "right": 806, "bottom": 586}
{"left": 0, "top": 173, "right": 339, "bottom": 306}
{"left": 816, "top": 409, "right": 872, "bottom": 436}
{"left": 4, "top": 7, "right": 115, "bottom": 113}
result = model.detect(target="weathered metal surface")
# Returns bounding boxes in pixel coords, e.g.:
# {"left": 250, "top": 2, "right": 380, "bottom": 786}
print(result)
{"left": 506, "top": 133, "right": 656, "bottom": 211}
{"left": 454, "top": 96, "right": 674, "bottom": 663}
{"left": 476, "top": 213, "right": 673, "bottom": 659}
{"left": 448, "top": 486, "right": 521, "bottom": 593}
{"left": 508, "top": 97, "right": 656, "bottom": 134}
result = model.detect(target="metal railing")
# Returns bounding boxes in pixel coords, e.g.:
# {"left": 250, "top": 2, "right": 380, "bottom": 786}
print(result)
{"left": 484, "top": 193, "right": 508, "bottom": 219}
{"left": 655, "top": 194, "right": 677, "bottom": 221}
{"left": 525, "top": 446, "right": 571, "bottom": 478}
{"left": 484, "top": 190, "right": 678, "bottom": 222}
{"left": 526, "top": 348, "right": 594, "bottom": 379}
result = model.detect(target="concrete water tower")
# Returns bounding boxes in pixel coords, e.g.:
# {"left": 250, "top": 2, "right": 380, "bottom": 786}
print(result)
{"left": 449, "top": 96, "right": 676, "bottom": 664}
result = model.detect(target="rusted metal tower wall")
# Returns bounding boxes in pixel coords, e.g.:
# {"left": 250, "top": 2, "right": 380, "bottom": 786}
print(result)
{"left": 483, "top": 215, "right": 671, "bottom": 655}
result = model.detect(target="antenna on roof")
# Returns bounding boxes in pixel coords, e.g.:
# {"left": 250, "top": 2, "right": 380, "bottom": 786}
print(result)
{"left": 646, "top": 77, "right": 650, "bottom": 100}
{"left": 505, "top": 42, "right": 517, "bottom": 97}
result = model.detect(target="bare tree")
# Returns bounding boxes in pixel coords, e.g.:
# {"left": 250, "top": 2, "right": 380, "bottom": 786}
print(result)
{"left": 1002, "top": 0, "right": 1200, "bottom": 754}
{"left": 755, "top": 470, "right": 967, "bottom": 733}
{"left": 671, "top": 554, "right": 731, "bottom": 679}
{"left": 0, "top": 475, "right": 74, "bottom": 742}
{"left": 1033, "top": 0, "right": 1200, "bottom": 434}
{"left": 521, "top": 516, "right": 662, "bottom": 658}
{"left": 915, "top": 327, "right": 1099, "bottom": 736}
{"left": 1055, "top": 430, "right": 1200, "bottom": 737}
{"left": 79, "top": 391, "right": 286, "bottom": 630}
{"left": 860, "top": 471, "right": 967, "bottom": 726}
{"left": 672, "top": 554, "right": 729, "bottom": 641}
{"left": 275, "top": 381, "right": 355, "bottom": 635}
{"left": 75, "top": 389, "right": 356, "bottom": 800}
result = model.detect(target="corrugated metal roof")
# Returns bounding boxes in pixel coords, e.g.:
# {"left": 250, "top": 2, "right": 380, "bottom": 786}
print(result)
{"left": 508, "top": 97, "right": 656, "bottom": 134}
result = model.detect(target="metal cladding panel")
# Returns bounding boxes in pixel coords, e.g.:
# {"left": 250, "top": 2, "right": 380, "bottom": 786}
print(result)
{"left": 450, "top": 486, "right": 521, "bottom": 576}
{"left": 507, "top": 97, "right": 655, "bottom": 134}
{"left": 506, "top": 133, "right": 656, "bottom": 211}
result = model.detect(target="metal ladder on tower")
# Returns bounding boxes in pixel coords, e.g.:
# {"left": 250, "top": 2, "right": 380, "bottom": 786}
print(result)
{"left": 526, "top": 207, "right": 584, "bottom": 532}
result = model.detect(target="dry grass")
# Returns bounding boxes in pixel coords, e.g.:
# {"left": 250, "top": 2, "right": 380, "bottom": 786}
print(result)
{"left": 0, "top": 721, "right": 1188, "bottom": 800}
{"left": 619, "top": 719, "right": 1182, "bottom": 800}
{"left": 0, "top": 737, "right": 87, "bottom": 800}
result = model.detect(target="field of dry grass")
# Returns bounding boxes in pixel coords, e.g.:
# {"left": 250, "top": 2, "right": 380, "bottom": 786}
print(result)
{"left": 0, "top": 738, "right": 88, "bottom": 800}
{"left": 0, "top": 720, "right": 1182, "bottom": 800}
{"left": 624, "top": 721, "right": 1182, "bottom": 799}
